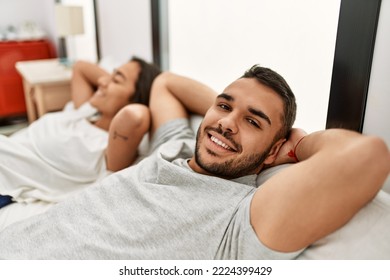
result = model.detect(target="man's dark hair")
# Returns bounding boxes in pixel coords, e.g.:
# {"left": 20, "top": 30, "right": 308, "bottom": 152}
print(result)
{"left": 130, "top": 56, "right": 161, "bottom": 106}
{"left": 241, "top": 65, "right": 297, "bottom": 140}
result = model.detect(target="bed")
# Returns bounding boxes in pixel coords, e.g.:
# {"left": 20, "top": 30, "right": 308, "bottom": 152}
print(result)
{"left": 1, "top": 111, "right": 389, "bottom": 259}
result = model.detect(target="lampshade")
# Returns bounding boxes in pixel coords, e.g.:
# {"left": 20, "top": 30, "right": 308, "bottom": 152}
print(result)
{"left": 55, "top": 4, "right": 84, "bottom": 37}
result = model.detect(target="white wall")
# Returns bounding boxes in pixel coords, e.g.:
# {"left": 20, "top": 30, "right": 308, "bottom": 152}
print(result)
{"left": 0, "top": 0, "right": 153, "bottom": 64}
{"left": 363, "top": 0, "right": 390, "bottom": 193}
{"left": 167, "top": 0, "right": 341, "bottom": 133}
{"left": 61, "top": 0, "right": 98, "bottom": 63}
{"left": 96, "top": 0, "right": 153, "bottom": 65}
{"left": 0, "top": 0, "right": 57, "bottom": 47}
{"left": 0, "top": 0, "right": 97, "bottom": 62}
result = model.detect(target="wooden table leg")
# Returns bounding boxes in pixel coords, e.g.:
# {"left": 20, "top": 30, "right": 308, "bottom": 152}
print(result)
{"left": 22, "top": 80, "right": 37, "bottom": 123}
{"left": 34, "top": 86, "right": 47, "bottom": 118}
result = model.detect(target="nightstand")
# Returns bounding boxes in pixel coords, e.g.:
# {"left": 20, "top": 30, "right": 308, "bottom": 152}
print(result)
{"left": 15, "top": 59, "right": 72, "bottom": 123}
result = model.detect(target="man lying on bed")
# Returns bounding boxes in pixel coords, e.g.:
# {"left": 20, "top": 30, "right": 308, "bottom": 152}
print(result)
{"left": 0, "top": 65, "right": 389, "bottom": 259}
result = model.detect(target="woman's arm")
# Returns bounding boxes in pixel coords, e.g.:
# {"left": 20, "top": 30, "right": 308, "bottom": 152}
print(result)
{"left": 105, "top": 104, "right": 151, "bottom": 172}
{"left": 71, "top": 60, "right": 109, "bottom": 108}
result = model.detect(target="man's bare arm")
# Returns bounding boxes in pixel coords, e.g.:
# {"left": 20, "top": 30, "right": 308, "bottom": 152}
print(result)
{"left": 251, "top": 129, "right": 390, "bottom": 252}
{"left": 149, "top": 72, "right": 218, "bottom": 135}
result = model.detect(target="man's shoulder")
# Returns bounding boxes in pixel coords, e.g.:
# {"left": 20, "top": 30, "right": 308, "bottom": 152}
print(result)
{"left": 149, "top": 118, "right": 195, "bottom": 150}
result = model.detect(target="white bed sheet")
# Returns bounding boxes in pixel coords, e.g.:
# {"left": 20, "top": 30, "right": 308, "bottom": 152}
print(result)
{"left": 0, "top": 103, "right": 109, "bottom": 204}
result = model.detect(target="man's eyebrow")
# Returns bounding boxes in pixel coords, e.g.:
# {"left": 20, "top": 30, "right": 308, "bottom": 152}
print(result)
{"left": 248, "top": 107, "right": 271, "bottom": 125}
{"left": 217, "top": 93, "right": 234, "bottom": 101}
{"left": 217, "top": 93, "right": 272, "bottom": 125}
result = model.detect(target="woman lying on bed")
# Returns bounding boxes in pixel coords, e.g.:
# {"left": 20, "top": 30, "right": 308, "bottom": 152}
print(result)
{"left": 0, "top": 56, "right": 160, "bottom": 212}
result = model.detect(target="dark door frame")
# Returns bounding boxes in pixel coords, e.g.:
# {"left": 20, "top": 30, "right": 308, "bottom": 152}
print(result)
{"left": 326, "top": 0, "right": 381, "bottom": 132}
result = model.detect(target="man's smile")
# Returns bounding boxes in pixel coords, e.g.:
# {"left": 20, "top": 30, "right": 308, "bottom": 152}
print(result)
{"left": 209, "top": 134, "right": 234, "bottom": 151}
{"left": 205, "top": 129, "right": 240, "bottom": 153}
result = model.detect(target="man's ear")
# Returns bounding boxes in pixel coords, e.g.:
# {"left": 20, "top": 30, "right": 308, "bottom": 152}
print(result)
{"left": 263, "top": 138, "right": 286, "bottom": 165}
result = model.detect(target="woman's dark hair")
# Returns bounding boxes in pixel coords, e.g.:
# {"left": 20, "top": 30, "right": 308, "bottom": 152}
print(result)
{"left": 130, "top": 56, "right": 161, "bottom": 106}
{"left": 241, "top": 65, "right": 297, "bottom": 140}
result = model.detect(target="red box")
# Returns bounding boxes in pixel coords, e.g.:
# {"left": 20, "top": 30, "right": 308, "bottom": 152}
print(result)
{"left": 0, "top": 40, "right": 56, "bottom": 117}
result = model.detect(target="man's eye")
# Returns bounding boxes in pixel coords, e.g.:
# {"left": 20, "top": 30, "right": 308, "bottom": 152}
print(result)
{"left": 247, "top": 118, "right": 260, "bottom": 128}
{"left": 218, "top": 104, "right": 230, "bottom": 111}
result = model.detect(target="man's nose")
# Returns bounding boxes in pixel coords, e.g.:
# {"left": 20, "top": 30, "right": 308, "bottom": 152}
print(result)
{"left": 217, "top": 113, "right": 238, "bottom": 134}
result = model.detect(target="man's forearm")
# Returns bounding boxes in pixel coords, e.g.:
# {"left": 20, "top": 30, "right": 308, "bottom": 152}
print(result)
{"left": 295, "top": 128, "right": 390, "bottom": 197}
{"left": 251, "top": 128, "right": 389, "bottom": 252}
{"left": 163, "top": 72, "right": 218, "bottom": 116}
{"left": 295, "top": 129, "right": 378, "bottom": 161}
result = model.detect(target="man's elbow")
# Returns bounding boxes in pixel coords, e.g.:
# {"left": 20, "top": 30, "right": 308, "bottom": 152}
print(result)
{"left": 356, "top": 136, "right": 390, "bottom": 193}
{"left": 365, "top": 136, "right": 390, "bottom": 171}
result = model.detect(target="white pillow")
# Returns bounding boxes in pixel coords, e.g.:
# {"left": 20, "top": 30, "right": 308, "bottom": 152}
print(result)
{"left": 297, "top": 190, "right": 390, "bottom": 259}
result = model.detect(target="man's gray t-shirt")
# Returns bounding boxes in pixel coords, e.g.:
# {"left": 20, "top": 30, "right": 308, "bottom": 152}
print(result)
{"left": 0, "top": 118, "right": 300, "bottom": 259}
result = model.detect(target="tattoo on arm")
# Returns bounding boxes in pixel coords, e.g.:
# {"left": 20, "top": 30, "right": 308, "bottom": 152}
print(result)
{"left": 113, "top": 131, "right": 129, "bottom": 141}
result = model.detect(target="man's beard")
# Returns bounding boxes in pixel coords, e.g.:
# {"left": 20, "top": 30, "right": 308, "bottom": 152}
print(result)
{"left": 194, "top": 125, "right": 272, "bottom": 179}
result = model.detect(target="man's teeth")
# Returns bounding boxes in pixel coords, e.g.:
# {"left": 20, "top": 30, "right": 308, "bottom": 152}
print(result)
{"left": 210, "top": 135, "right": 232, "bottom": 150}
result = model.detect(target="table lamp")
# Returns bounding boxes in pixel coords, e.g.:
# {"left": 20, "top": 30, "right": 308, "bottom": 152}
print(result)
{"left": 55, "top": 4, "right": 85, "bottom": 66}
